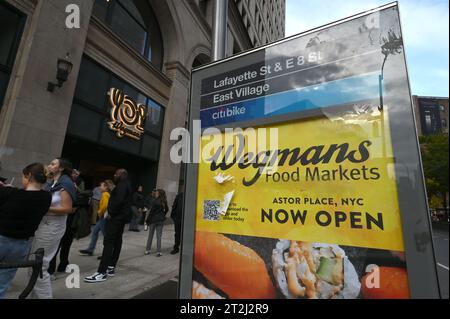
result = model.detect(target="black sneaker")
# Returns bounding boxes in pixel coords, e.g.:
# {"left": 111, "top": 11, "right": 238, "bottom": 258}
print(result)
{"left": 156, "top": 253, "right": 163, "bottom": 257}
{"left": 170, "top": 249, "right": 179, "bottom": 255}
{"left": 106, "top": 267, "right": 115, "bottom": 277}
{"left": 84, "top": 272, "right": 107, "bottom": 283}
{"left": 79, "top": 250, "right": 93, "bottom": 256}
{"left": 56, "top": 263, "right": 70, "bottom": 273}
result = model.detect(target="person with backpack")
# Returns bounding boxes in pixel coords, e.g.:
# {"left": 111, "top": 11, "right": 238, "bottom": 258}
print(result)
{"left": 144, "top": 189, "right": 169, "bottom": 257}
{"left": 84, "top": 169, "right": 131, "bottom": 283}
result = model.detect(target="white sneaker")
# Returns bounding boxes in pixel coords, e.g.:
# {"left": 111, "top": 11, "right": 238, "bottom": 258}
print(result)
{"left": 50, "top": 274, "right": 56, "bottom": 281}
{"left": 144, "top": 224, "right": 148, "bottom": 231}
{"left": 106, "top": 267, "right": 115, "bottom": 277}
{"left": 84, "top": 272, "right": 107, "bottom": 283}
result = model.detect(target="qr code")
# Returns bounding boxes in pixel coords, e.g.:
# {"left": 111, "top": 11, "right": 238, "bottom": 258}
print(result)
{"left": 203, "top": 200, "right": 221, "bottom": 221}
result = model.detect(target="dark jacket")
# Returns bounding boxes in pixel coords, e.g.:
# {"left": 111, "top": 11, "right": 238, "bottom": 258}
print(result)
{"left": 70, "top": 189, "right": 93, "bottom": 239}
{"left": 73, "top": 190, "right": 92, "bottom": 208}
{"left": 108, "top": 179, "right": 132, "bottom": 222}
{"left": 144, "top": 195, "right": 154, "bottom": 211}
{"left": 170, "top": 192, "right": 183, "bottom": 222}
{"left": 45, "top": 175, "right": 77, "bottom": 203}
{"left": 146, "top": 198, "right": 168, "bottom": 224}
{"left": 131, "top": 191, "right": 145, "bottom": 209}
{"left": 0, "top": 187, "right": 51, "bottom": 240}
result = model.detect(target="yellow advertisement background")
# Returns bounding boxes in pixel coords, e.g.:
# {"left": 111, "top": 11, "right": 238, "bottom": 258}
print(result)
{"left": 195, "top": 113, "right": 405, "bottom": 251}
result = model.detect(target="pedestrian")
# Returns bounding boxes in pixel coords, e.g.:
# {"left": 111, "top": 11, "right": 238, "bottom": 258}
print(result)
{"left": 90, "top": 183, "right": 103, "bottom": 225}
{"left": 129, "top": 185, "right": 145, "bottom": 232}
{"left": 48, "top": 173, "right": 92, "bottom": 278}
{"left": 29, "top": 158, "right": 76, "bottom": 299}
{"left": 79, "top": 180, "right": 114, "bottom": 256}
{"left": 71, "top": 169, "right": 85, "bottom": 192}
{"left": 84, "top": 169, "right": 132, "bottom": 283}
{"left": 0, "top": 163, "right": 52, "bottom": 298}
{"left": 144, "top": 189, "right": 168, "bottom": 257}
{"left": 143, "top": 189, "right": 156, "bottom": 231}
{"left": 170, "top": 191, "right": 184, "bottom": 255}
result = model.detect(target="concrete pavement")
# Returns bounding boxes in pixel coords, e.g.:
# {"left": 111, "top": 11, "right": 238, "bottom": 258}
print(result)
{"left": 4, "top": 222, "right": 448, "bottom": 299}
{"left": 5, "top": 223, "right": 180, "bottom": 299}
{"left": 432, "top": 225, "right": 449, "bottom": 299}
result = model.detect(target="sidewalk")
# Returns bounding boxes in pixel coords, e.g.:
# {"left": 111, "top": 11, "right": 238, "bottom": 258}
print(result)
{"left": 5, "top": 223, "right": 180, "bottom": 299}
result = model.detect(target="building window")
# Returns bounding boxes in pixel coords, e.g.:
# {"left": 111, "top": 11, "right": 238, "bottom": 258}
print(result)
{"left": 0, "top": 2, "right": 25, "bottom": 108}
{"left": 93, "top": 0, "right": 164, "bottom": 70}
{"left": 68, "top": 56, "right": 165, "bottom": 161}
{"left": 420, "top": 99, "right": 442, "bottom": 135}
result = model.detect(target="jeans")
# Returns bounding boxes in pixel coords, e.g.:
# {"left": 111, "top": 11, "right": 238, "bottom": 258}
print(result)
{"left": 98, "top": 218, "right": 125, "bottom": 274}
{"left": 146, "top": 222, "right": 164, "bottom": 253}
{"left": 0, "top": 235, "right": 31, "bottom": 299}
{"left": 86, "top": 217, "right": 106, "bottom": 253}
{"left": 29, "top": 215, "right": 67, "bottom": 299}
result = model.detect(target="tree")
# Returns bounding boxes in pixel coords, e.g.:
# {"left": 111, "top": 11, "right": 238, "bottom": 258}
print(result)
{"left": 419, "top": 134, "right": 449, "bottom": 213}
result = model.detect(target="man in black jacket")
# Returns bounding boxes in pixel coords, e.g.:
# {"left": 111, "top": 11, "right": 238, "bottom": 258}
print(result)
{"left": 170, "top": 192, "right": 184, "bottom": 255}
{"left": 84, "top": 169, "right": 131, "bottom": 283}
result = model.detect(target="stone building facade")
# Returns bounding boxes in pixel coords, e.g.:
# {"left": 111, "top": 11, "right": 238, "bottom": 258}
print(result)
{"left": 0, "top": 0, "right": 286, "bottom": 203}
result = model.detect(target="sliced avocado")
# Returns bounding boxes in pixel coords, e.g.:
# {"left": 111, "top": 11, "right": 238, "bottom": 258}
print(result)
{"left": 316, "top": 257, "right": 337, "bottom": 284}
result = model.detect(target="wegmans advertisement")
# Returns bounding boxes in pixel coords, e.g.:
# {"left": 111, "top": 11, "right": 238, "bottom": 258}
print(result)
{"left": 183, "top": 4, "right": 439, "bottom": 300}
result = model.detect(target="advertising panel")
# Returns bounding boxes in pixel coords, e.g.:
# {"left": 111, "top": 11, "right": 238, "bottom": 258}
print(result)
{"left": 181, "top": 3, "right": 440, "bottom": 299}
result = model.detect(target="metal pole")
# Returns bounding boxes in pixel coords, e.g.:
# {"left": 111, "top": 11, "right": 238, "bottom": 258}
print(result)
{"left": 212, "top": 0, "right": 228, "bottom": 61}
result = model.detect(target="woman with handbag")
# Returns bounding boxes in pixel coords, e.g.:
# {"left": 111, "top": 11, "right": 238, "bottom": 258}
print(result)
{"left": 144, "top": 189, "right": 168, "bottom": 257}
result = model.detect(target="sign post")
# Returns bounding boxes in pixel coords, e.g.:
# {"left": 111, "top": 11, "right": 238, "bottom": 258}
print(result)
{"left": 180, "top": 3, "right": 441, "bottom": 299}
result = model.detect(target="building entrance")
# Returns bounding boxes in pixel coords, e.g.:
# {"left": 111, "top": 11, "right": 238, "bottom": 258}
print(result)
{"left": 62, "top": 136, "right": 158, "bottom": 193}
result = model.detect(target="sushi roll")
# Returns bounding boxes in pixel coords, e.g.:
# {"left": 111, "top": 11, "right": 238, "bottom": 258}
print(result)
{"left": 194, "top": 231, "right": 277, "bottom": 299}
{"left": 272, "top": 240, "right": 361, "bottom": 299}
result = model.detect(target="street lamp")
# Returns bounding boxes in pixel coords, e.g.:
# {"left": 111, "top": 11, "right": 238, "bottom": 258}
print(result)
{"left": 47, "top": 54, "right": 73, "bottom": 92}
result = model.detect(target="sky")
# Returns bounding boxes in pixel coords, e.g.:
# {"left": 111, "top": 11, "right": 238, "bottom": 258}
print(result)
{"left": 285, "top": 0, "right": 449, "bottom": 97}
